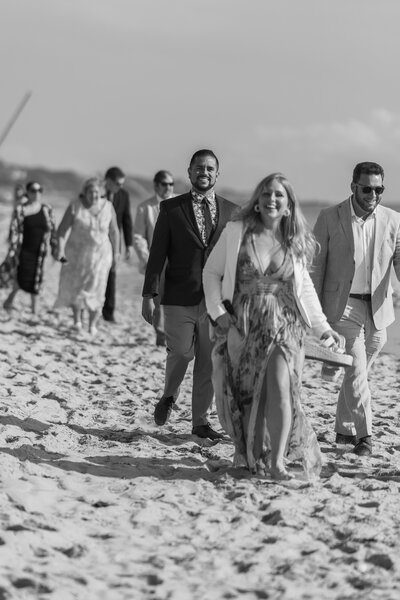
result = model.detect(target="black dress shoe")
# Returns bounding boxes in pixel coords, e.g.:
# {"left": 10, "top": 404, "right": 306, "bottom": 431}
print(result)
{"left": 335, "top": 433, "right": 356, "bottom": 445}
{"left": 154, "top": 396, "right": 175, "bottom": 426}
{"left": 103, "top": 315, "right": 117, "bottom": 323}
{"left": 192, "top": 424, "right": 225, "bottom": 440}
{"left": 353, "top": 436, "right": 372, "bottom": 456}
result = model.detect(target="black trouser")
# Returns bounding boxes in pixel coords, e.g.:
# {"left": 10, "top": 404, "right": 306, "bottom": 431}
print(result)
{"left": 103, "top": 266, "right": 116, "bottom": 320}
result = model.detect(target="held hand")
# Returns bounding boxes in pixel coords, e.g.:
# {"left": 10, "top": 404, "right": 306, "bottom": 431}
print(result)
{"left": 215, "top": 312, "right": 234, "bottom": 334}
{"left": 321, "top": 329, "right": 344, "bottom": 349}
{"left": 142, "top": 297, "right": 155, "bottom": 325}
{"left": 125, "top": 246, "right": 133, "bottom": 261}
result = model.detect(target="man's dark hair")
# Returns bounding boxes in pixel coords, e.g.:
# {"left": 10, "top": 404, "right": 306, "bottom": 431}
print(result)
{"left": 189, "top": 149, "right": 219, "bottom": 170}
{"left": 153, "top": 170, "right": 173, "bottom": 183}
{"left": 105, "top": 166, "right": 125, "bottom": 181}
{"left": 352, "top": 162, "right": 384, "bottom": 183}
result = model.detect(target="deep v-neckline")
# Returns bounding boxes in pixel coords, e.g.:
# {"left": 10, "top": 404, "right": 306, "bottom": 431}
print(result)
{"left": 250, "top": 235, "right": 286, "bottom": 277}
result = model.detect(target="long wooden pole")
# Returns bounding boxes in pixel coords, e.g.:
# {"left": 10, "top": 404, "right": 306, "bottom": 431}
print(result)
{"left": 0, "top": 91, "right": 32, "bottom": 150}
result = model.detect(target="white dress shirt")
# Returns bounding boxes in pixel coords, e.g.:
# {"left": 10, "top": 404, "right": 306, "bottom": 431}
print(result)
{"left": 349, "top": 198, "right": 376, "bottom": 294}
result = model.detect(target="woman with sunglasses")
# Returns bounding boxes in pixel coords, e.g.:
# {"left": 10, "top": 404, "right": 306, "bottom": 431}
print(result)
{"left": 1, "top": 181, "right": 57, "bottom": 314}
{"left": 54, "top": 177, "right": 119, "bottom": 336}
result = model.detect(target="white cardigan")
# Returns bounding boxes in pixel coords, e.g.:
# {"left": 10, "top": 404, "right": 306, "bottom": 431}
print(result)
{"left": 202, "top": 221, "right": 331, "bottom": 338}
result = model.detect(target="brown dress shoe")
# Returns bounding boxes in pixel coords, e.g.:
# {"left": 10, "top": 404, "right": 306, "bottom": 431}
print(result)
{"left": 335, "top": 433, "right": 356, "bottom": 445}
{"left": 192, "top": 424, "right": 225, "bottom": 440}
{"left": 154, "top": 396, "right": 175, "bottom": 426}
{"left": 353, "top": 436, "right": 372, "bottom": 456}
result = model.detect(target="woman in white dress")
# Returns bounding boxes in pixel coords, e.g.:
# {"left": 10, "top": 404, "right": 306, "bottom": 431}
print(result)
{"left": 55, "top": 178, "right": 119, "bottom": 335}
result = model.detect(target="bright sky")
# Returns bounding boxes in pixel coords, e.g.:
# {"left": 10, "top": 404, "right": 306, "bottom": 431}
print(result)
{"left": 1, "top": 0, "right": 400, "bottom": 202}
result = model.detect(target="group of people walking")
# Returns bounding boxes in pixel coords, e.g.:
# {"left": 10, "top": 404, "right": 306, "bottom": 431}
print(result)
{"left": 1, "top": 151, "right": 399, "bottom": 481}
{"left": 142, "top": 151, "right": 400, "bottom": 480}
{"left": 0, "top": 167, "right": 138, "bottom": 333}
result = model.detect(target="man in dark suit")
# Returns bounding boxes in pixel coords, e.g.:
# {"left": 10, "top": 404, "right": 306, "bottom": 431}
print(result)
{"left": 142, "top": 149, "right": 236, "bottom": 440}
{"left": 103, "top": 166, "right": 133, "bottom": 323}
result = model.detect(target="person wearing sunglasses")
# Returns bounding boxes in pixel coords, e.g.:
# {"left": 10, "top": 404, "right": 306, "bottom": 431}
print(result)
{"left": 132, "top": 170, "right": 175, "bottom": 346}
{"left": 102, "top": 166, "right": 133, "bottom": 324}
{"left": 1, "top": 181, "right": 57, "bottom": 314}
{"left": 311, "top": 161, "right": 400, "bottom": 457}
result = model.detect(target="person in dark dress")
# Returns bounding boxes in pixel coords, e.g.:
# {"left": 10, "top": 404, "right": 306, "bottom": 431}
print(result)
{"left": 2, "top": 181, "right": 57, "bottom": 314}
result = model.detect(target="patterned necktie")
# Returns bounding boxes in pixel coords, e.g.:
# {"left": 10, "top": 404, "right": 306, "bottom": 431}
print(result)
{"left": 202, "top": 197, "right": 214, "bottom": 244}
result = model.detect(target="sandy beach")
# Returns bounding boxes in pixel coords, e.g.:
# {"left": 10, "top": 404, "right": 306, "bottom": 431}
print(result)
{"left": 0, "top": 211, "right": 400, "bottom": 599}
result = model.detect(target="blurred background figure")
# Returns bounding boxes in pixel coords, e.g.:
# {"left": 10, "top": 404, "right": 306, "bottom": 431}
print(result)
{"left": 7, "top": 183, "right": 27, "bottom": 242}
{"left": 1, "top": 181, "right": 57, "bottom": 314}
{"left": 12, "top": 183, "right": 27, "bottom": 209}
{"left": 133, "top": 170, "right": 175, "bottom": 346}
{"left": 102, "top": 166, "right": 133, "bottom": 323}
{"left": 55, "top": 177, "right": 119, "bottom": 336}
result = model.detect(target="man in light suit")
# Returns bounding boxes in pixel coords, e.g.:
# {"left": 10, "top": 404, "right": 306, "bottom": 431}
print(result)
{"left": 133, "top": 170, "right": 175, "bottom": 346}
{"left": 312, "top": 161, "right": 400, "bottom": 456}
{"left": 142, "top": 149, "right": 236, "bottom": 440}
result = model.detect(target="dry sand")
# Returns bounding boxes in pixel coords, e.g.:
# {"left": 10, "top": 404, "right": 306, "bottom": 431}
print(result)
{"left": 1, "top": 214, "right": 400, "bottom": 599}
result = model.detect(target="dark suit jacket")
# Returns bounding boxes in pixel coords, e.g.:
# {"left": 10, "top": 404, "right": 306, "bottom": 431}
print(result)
{"left": 142, "top": 192, "right": 236, "bottom": 306}
{"left": 109, "top": 188, "right": 133, "bottom": 248}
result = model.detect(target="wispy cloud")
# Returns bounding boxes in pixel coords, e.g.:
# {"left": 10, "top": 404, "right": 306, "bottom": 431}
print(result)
{"left": 256, "top": 109, "right": 400, "bottom": 156}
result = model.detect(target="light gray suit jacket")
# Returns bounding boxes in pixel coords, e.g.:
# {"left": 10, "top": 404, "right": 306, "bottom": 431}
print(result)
{"left": 132, "top": 195, "right": 161, "bottom": 274}
{"left": 312, "top": 198, "right": 400, "bottom": 330}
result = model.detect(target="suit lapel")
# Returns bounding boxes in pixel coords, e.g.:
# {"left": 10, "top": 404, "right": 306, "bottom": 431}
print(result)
{"left": 180, "top": 192, "right": 231, "bottom": 247}
{"left": 209, "top": 195, "right": 230, "bottom": 244}
{"left": 373, "top": 205, "right": 388, "bottom": 260}
{"left": 338, "top": 199, "right": 354, "bottom": 254}
{"left": 180, "top": 193, "right": 204, "bottom": 244}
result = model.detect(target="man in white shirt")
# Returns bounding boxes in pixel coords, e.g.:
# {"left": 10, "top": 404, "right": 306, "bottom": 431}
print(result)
{"left": 312, "top": 162, "right": 400, "bottom": 456}
{"left": 133, "top": 170, "right": 175, "bottom": 346}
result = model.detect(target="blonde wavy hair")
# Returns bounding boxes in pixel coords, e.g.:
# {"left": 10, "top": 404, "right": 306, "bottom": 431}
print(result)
{"left": 81, "top": 177, "right": 106, "bottom": 198}
{"left": 232, "top": 172, "right": 317, "bottom": 266}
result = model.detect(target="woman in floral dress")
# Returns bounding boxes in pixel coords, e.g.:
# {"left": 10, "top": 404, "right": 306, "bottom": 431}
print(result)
{"left": 1, "top": 181, "right": 57, "bottom": 315}
{"left": 203, "top": 173, "right": 341, "bottom": 480}
{"left": 55, "top": 178, "right": 119, "bottom": 336}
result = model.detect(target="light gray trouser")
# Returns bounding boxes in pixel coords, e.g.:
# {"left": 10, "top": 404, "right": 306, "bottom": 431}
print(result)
{"left": 333, "top": 297, "right": 386, "bottom": 438}
{"left": 163, "top": 299, "right": 213, "bottom": 427}
{"left": 153, "top": 294, "right": 165, "bottom": 338}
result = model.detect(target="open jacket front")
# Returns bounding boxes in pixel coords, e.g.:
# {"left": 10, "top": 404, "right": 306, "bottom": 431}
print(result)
{"left": 202, "top": 220, "right": 331, "bottom": 339}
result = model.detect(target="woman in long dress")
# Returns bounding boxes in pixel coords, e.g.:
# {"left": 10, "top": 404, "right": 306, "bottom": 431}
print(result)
{"left": 55, "top": 177, "right": 119, "bottom": 335}
{"left": 1, "top": 181, "right": 57, "bottom": 314}
{"left": 203, "top": 173, "right": 341, "bottom": 480}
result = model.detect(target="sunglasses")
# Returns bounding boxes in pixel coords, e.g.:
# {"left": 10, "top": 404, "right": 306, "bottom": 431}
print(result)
{"left": 158, "top": 181, "right": 174, "bottom": 187}
{"left": 29, "top": 187, "right": 42, "bottom": 194}
{"left": 355, "top": 183, "right": 385, "bottom": 195}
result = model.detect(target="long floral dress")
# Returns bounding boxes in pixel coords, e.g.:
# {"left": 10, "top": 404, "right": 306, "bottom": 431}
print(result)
{"left": 54, "top": 198, "right": 114, "bottom": 312}
{"left": 212, "top": 235, "right": 322, "bottom": 479}
{"left": 0, "top": 204, "right": 57, "bottom": 293}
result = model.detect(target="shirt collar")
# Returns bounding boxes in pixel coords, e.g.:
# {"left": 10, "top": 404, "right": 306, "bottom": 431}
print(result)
{"left": 191, "top": 188, "right": 215, "bottom": 203}
{"left": 349, "top": 196, "right": 377, "bottom": 222}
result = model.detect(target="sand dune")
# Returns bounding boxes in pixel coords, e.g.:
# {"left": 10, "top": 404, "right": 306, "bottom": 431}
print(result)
{"left": 0, "top": 252, "right": 400, "bottom": 599}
